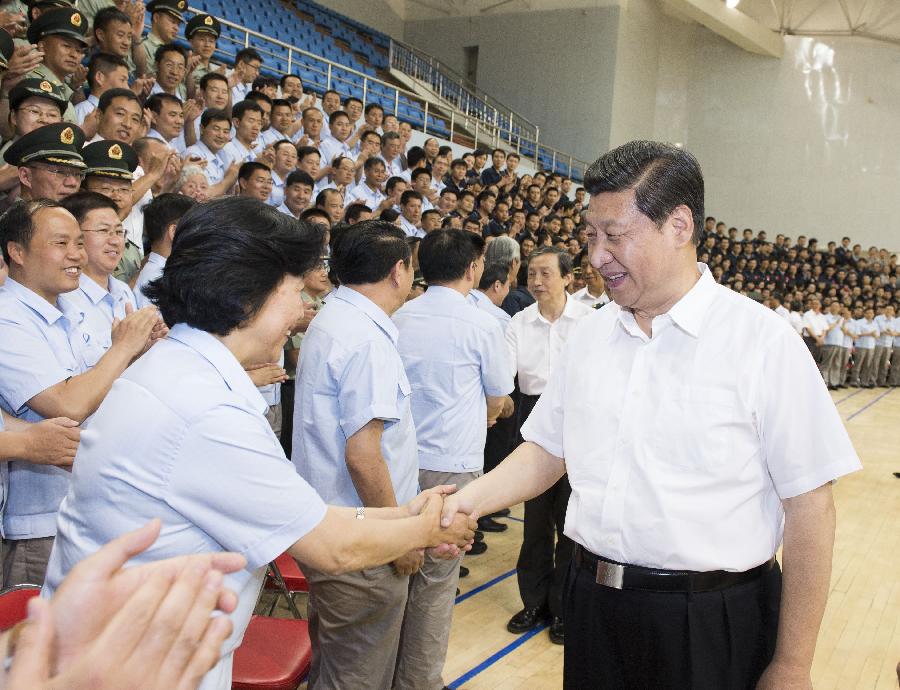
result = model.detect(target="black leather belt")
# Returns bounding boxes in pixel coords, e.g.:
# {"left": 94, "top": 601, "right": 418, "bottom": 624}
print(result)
{"left": 574, "top": 546, "right": 775, "bottom": 593}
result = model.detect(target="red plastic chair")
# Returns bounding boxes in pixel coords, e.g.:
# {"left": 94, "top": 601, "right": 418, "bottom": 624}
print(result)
{"left": 264, "top": 553, "right": 308, "bottom": 618}
{"left": 231, "top": 615, "right": 312, "bottom": 690}
{"left": 0, "top": 585, "right": 41, "bottom": 631}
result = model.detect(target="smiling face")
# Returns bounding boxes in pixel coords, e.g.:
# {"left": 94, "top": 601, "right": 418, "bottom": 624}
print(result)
{"left": 98, "top": 95, "right": 142, "bottom": 144}
{"left": 190, "top": 31, "right": 216, "bottom": 59}
{"left": 96, "top": 18, "right": 132, "bottom": 57}
{"left": 527, "top": 253, "right": 569, "bottom": 306}
{"left": 11, "top": 96, "right": 63, "bottom": 136}
{"left": 80, "top": 206, "right": 125, "bottom": 277}
{"left": 9, "top": 206, "right": 85, "bottom": 301}
{"left": 240, "top": 168, "right": 273, "bottom": 202}
{"left": 83, "top": 175, "right": 133, "bottom": 212}
{"left": 156, "top": 49, "right": 187, "bottom": 93}
{"left": 152, "top": 98, "right": 185, "bottom": 140}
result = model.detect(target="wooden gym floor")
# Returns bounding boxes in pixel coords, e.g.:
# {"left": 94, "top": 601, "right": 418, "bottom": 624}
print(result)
{"left": 442, "top": 387, "right": 900, "bottom": 689}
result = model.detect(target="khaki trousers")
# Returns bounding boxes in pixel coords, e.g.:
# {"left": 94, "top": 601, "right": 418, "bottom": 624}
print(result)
{"left": 873, "top": 346, "right": 891, "bottom": 386}
{"left": 394, "top": 469, "right": 480, "bottom": 690}
{"left": 2, "top": 537, "right": 54, "bottom": 587}
{"left": 839, "top": 347, "right": 852, "bottom": 385}
{"left": 264, "top": 403, "right": 283, "bottom": 439}
{"left": 820, "top": 345, "right": 842, "bottom": 387}
{"left": 889, "top": 347, "right": 900, "bottom": 386}
{"left": 304, "top": 561, "right": 409, "bottom": 690}
{"left": 852, "top": 348, "right": 875, "bottom": 386}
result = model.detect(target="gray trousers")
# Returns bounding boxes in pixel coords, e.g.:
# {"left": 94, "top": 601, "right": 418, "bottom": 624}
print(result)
{"left": 2, "top": 537, "right": 54, "bottom": 587}
{"left": 873, "top": 346, "right": 891, "bottom": 386}
{"left": 304, "top": 561, "right": 409, "bottom": 690}
{"left": 394, "top": 469, "right": 480, "bottom": 690}
{"left": 889, "top": 347, "right": 900, "bottom": 386}
{"left": 264, "top": 402, "right": 283, "bottom": 439}
{"left": 820, "top": 345, "right": 843, "bottom": 387}
{"left": 851, "top": 348, "right": 875, "bottom": 386}
{"left": 839, "top": 347, "right": 852, "bottom": 385}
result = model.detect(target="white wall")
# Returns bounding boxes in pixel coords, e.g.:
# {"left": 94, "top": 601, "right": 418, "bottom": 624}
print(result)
{"left": 653, "top": 25, "right": 900, "bottom": 251}
{"left": 403, "top": 7, "right": 619, "bottom": 157}
{"left": 314, "top": 0, "right": 405, "bottom": 38}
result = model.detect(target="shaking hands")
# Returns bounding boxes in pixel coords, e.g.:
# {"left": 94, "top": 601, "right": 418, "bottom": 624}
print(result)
{"left": 407, "top": 485, "right": 478, "bottom": 558}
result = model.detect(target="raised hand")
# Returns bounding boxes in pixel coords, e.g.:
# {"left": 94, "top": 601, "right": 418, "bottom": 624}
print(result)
{"left": 245, "top": 363, "right": 287, "bottom": 387}
{"left": 111, "top": 305, "right": 159, "bottom": 360}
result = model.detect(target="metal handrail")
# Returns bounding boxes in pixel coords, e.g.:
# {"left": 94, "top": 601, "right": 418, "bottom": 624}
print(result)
{"left": 189, "top": 5, "right": 589, "bottom": 180}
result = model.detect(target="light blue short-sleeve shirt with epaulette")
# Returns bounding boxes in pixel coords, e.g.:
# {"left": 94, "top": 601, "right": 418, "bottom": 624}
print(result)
{"left": 291, "top": 286, "right": 419, "bottom": 506}
{"left": 0, "top": 279, "right": 92, "bottom": 540}
{"left": 42, "top": 324, "right": 327, "bottom": 690}
{"left": 394, "top": 286, "right": 513, "bottom": 473}
{"left": 59, "top": 274, "right": 136, "bottom": 366}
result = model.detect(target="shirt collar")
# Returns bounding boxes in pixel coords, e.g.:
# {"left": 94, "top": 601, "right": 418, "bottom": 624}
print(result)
{"left": 166, "top": 323, "right": 268, "bottom": 414}
{"left": 425, "top": 285, "right": 468, "bottom": 303}
{"left": 78, "top": 274, "right": 110, "bottom": 305}
{"left": 614, "top": 263, "right": 717, "bottom": 341}
{"left": 526, "top": 292, "right": 580, "bottom": 325}
{"left": 333, "top": 285, "right": 399, "bottom": 345}
{"left": 1, "top": 278, "right": 65, "bottom": 325}
{"left": 469, "top": 289, "right": 491, "bottom": 306}
{"left": 147, "top": 252, "right": 167, "bottom": 267}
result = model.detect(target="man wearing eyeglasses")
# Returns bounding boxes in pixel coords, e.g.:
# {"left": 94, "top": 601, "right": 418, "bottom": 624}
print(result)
{"left": 0, "top": 79, "right": 67, "bottom": 166}
{"left": 23, "top": 7, "right": 90, "bottom": 124}
{"left": 149, "top": 43, "right": 188, "bottom": 102}
{"left": 5, "top": 122, "right": 87, "bottom": 201}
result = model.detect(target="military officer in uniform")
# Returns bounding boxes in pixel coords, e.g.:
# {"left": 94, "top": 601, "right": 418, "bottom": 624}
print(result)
{"left": 5, "top": 121, "right": 86, "bottom": 200}
{"left": 140, "top": 0, "right": 185, "bottom": 75}
{"left": 186, "top": 13, "right": 222, "bottom": 91}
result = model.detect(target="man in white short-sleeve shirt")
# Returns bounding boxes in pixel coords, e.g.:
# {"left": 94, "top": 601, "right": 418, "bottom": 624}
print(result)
{"left": 437, "top": 141, "right": 861, "bottom": 689}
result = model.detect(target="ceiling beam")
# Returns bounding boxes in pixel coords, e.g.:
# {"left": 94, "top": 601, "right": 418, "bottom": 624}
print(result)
{"left": 661, "top": 0, "right": 784, "bottom": 57}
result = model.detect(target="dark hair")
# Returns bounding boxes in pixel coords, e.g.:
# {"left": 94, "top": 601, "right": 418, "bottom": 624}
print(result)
{"left": 329, "top": 110, "right": 350, "bottom": 126}
{"left": 143, "top": 193, "right": 196, "bottom": 246}
{"left": 0, "top": 199, "right": 59, "bottom": 263}
{"left": 382, "top": 131, "right": 400, "bottom": 146}
{"left": 280, "top": 74, "right": 301, "bottom": 87}
{"left": 200, "top": 108, "right": 230, "bottom": 128}
{"left": 98, "top": 88, "right": 140, "bottom": 112}
{"left": 245, "top": 90, "right": 273, "bottom": 108}
{"left": 344, "top": 203, "right": 371, "bottom": 224}
{"left": 271, "top": 98, "right": 292, "bottom": 112}
{"left": 421, "top": 209, "right": 441, "bottom": 222}
{"left": 315, "top": 188, "right": 341, "bottom": 208}
{"left": 234, "top": 47, "right": 262, "bottom": 66}
{"left": 343, "top": 96, "right": 362, "bottom": 108}
{"left": 410, "top": 167, "right": 431, "bottom": 182}
{"left": 238, "top": 161, "right": 270, "bottom": 182}
{"left": 200, "top": 71, "right": 228, "bottom": 90}
{"left": 145, "top": 92, "right": 182, "bottom": 114}
{"left": 300, "top": 207, "right": 330, "bottom": 223}
{"left": 400, "top": 190, "right": 422, "bottom": 206}
{"left": 286, "top": 170, "right": 314, "bottom": 188}
{"left": 406, "top": 147, "right": 426, "bottom": 169}
{"left": 272, "top": 138, "right": 294, "bottom": 153}
{"left": 450, "top": 158, "right": 467, "bottom": 169}
{"left": 363, "top": 156, "right": 385, "bottom": 174}
{"left": 93, "top": 7, "right": 131, "bottom": 35}
{"left": 364, "top": 103, "right": 383, "bottom": 115}
{"left": 252, "top": 76, "right": 278, "bottom": 91}
{"left": 529, "top": 246, "right": 573, "bottom": 277}
{"left": 418, "top": 229, "right": 485, "bottom": 284}
{"left": 386, "top": 176, "right": 405, "bottom": 194}
{"left": 439, "top": 188, "right": 457, "bottom": 198}
{"left": 331, "top": 220, "right": 410, "bottom": 285}
{"left": 361, "top": 130, "right": 382, "bottom": 146}
{"left": 584, "top": 140, "right": 704, "bottom": 246}
{"left": 86, "top": 52, "right": 127, "bottom": 88}
{"left": 59, "top": 190, "right": 118, "bottom": 224}
{"left": 232, "top": 100, "right": 263, "bottom": 121}
{"left": 154, "top": 42, "right": 187, "bottom": 65}
{"left": 146, "top": 197, "right": 322, "bottom": 334}
{"left": 322, "top": 89, "right": 339, "bottom": 100}
{"left": 478, "top": 262, "right": 510, "bottom": 290}
{"left": 379, "top": 208, "right": 400, "bottom": 223}
{"left": 296, "top": 146, "right": 320, "bottom": 162}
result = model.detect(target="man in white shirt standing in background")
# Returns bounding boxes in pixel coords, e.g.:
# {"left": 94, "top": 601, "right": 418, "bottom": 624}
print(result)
{"left": 438, "top": 141, "right": 860, "bottom": 689}
{"left": 571, "top": 253, "right": 610, "bottom": 309}
{"left": 504, "top": 246, "right": 592, "bottom": 646}
{"left": 801, "top": 297, "right": 828, "bottom": 373}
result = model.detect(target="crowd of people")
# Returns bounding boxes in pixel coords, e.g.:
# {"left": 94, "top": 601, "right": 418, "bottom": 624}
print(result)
{"left": 0, "top": 2, "right": 894, "bottom": 688}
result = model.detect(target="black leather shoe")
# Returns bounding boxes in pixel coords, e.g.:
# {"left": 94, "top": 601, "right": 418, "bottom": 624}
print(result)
{"left": 474, "top": 530, "right": 484, "bottom": 541}
{"left": 459, "top": 565, "right": 469, "bottom": 578}
{"left": 507, "top": 606, "right": 549, "bottom": 634}
{"left": 467, "top": 540, "right": 487, "bottom": 555}
{"left": 478, "top": 516, "right": 508, "bottom": 533}
{"left": 549, "top": 616, "right": 564, "bottom": 645}
{"left": 487, "top": 508, "right": 511, "bottom": 518}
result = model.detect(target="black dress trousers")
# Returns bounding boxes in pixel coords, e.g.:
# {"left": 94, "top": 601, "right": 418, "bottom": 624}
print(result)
{"left": 563, "top": 559, "right": 782, "bottom": 689}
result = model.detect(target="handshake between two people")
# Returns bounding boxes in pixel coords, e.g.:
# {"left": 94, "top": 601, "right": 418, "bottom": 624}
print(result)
{"left": 405, "top": 484, "right": 479, "bottom": 560}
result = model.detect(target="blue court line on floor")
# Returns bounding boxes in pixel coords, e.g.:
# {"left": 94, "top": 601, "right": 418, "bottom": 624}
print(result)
{"left": 505, "top": 515, "right": 524, "bottom": 523}
{"left": 447, "top": 623, "right": 549, "bottom": 689}
{"left": 455, "top": 568, "right": 516, "bottom": 605}
{"left": 834, "top": 389, "right": 864, "bottom": 405}
{"left": 846, "top": 388, "right": 893, "bottom": 422}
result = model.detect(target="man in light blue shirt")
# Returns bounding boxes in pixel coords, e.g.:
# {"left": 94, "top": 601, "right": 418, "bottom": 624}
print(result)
{"left": 292, "top": 220, "right": 420, "bottom": 690}
{"left": 133, "top": 193, "right": 195, "bottom": 308}
{"left": 0, "top": 200, "right": 156, "bottom": 586}
{"left": 393, "top": 229, "right": 514, "bottom": 690}
{"left": 183, "top": 109, "right": 230, "bottom": 186}
{"left": 471, "top": 261, "right": 513, "bottom": 327}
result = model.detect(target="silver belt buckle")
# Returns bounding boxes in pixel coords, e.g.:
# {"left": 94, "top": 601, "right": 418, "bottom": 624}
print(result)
{"left": 595, "top": 561, "right": 625, "bottom": 589}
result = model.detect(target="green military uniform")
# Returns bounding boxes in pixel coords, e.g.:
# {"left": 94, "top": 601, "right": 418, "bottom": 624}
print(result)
{"left": 76, "top": 0, "right": 114, "bottom": 29}
{"left": 141, "top": 0, "right": 185, "bottom": 74}
{"left": 24, "top": 7, "right": 89, "bottom": 123}
{"left": 82, "top": 139, "right": 142, "bottom": 283}
{"left": 185, "top": 13, "right": 222, "bottom": 90}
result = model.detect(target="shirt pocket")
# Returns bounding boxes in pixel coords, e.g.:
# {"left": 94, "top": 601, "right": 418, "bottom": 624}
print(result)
{"left": 649, "top": 384, "right": 737, "bottom": 471}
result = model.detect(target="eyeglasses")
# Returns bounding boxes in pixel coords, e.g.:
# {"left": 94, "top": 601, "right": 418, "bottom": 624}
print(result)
{"left": 159, "top": 59, "right": 186, "bottom": 72}
{"left": 16, "top": 106, "right": 61, "bottom": 120}
{"left": 28, "top": 164, "right": 86, "bottom": 181}
{"left": 82, "top": 226, "right": 127, "bottom": 239}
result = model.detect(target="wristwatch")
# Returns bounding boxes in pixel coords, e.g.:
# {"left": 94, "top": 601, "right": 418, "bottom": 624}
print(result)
{"left": 355, "top": 507, "right": 365, "bottom": 520}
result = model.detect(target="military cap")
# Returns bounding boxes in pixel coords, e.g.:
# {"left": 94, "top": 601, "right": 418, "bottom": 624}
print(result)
{"left": 0, "top": 28, "right": 13, "bottom": 71}
{"left": 82, "top": 140, "right": 138, "bottom": 181}
{"left": 185, "top": 13, "right": 221, "bottom": 39}
{"left": 9, "top": 77, "right": 68, "bottom": 112}
{"left": 26, "top": 7, "right": 89, "bottom": 46}
{"left": 5, "top": 122, "right": 86, "bottom": 168}
{"left": 24, "top": 0, "right": 75, "bottom": 20}
{"left": 147, "top": 0, "right": 186, "bottom": 22}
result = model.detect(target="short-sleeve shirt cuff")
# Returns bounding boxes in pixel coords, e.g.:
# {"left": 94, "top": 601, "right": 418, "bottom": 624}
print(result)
{"left": 340, "top": 403, "right": 401, "bottom": 440}
{"left": 242, "top": 496, "right": 328, "bottom": 570}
